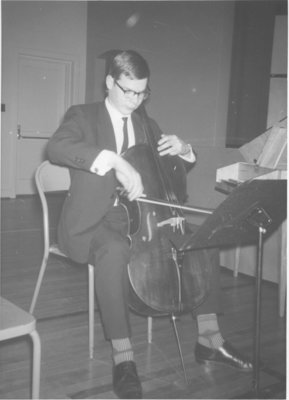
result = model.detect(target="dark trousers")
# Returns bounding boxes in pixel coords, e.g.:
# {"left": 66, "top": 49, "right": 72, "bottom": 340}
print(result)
{"left": 88, "top": 205, "right": 131, "bottom": 339}
{"left": 88, "top": 205, "right": 221, "bottom": 340}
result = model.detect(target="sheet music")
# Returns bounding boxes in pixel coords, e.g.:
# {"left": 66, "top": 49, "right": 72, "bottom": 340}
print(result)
{"left": 239, "top": 122, "right": 287, "bottom": 169}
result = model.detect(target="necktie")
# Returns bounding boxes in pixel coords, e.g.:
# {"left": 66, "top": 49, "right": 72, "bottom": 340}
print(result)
{"left": 121, "top": 117, "right": 128, "bottom": 153}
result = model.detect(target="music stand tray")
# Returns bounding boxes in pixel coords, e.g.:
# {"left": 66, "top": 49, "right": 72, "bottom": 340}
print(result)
{"left": 179, "top": 179, "right": 286, "bottom": 252}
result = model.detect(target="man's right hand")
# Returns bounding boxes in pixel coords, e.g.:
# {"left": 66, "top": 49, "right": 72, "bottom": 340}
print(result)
{"left": 111, "top": 153, "right": 144, "bottom": 201}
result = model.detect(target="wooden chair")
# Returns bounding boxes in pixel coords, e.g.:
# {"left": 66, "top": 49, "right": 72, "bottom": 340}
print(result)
{"left": 0, "top": 297, "right": 41, "bottom": 399}
{"left": 30, "top": 160, "right": 152, "bottom": 360}
{"left": 29, "top": 160, "right": 95, "bottom": 359}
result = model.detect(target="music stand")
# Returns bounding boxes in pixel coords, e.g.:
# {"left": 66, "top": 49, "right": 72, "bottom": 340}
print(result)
{"left": 178, "top": 179, "right": 287, "bottom": 398}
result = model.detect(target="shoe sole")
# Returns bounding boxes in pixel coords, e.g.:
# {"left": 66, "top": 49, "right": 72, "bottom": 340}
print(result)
{"left": 195, "top": 357, "right": 253, "bottom": 373}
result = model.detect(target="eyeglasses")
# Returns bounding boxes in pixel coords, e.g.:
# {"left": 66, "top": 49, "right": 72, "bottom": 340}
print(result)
{"left": 115, "top": 80, "right": 150, "bottom": 100}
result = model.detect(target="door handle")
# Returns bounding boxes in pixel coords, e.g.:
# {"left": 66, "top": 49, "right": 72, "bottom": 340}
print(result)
{"left": 16, "top": 124, "right": 50, "bottom": 139}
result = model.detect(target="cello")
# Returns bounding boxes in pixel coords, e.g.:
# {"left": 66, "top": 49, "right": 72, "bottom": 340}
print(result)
{"left": 118, "top": 105, "right": 215, "bottom": 378}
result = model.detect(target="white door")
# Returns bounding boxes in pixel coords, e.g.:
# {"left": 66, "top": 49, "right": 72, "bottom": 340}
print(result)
{"left": 1, "top": 1, "right": 87, "bottom": 198}
{"left": 15, "top": 53, "right": 73, "bottom": 195}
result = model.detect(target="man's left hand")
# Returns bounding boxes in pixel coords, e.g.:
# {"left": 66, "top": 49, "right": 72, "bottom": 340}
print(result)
{"left": 157, "top": 134, "right": 190, "bottom": 157}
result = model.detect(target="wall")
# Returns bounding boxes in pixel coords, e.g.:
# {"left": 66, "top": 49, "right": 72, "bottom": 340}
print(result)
{"left": 226, "top": 0, "right": 287, "bottom": 147}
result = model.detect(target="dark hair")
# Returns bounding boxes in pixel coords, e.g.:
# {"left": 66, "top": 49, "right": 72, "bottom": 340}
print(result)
{"left": 107, "top": 50, "right": 150, "bottom": 80}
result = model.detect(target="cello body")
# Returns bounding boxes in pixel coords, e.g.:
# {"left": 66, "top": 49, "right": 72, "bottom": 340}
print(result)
{"left": 120, "top": 143, "right": 211, "bottom": 317}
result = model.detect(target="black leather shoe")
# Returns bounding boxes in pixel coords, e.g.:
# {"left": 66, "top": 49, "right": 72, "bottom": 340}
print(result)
{"left": 195, "top": 341, "right": 253, "bottom": 372}
{"left": 113, "top": 361, "right": 142, "bottom": 399}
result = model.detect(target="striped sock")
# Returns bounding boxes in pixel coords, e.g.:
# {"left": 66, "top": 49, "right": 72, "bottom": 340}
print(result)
{"left": 197, "top": 313, "right": 224, "bottom": 349}
{"left": 111, "top": 338, "right": 134, "bottom": 365}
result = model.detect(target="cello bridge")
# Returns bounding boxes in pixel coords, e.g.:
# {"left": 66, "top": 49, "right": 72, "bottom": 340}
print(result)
{"left": 157, "top": 217, "right": 185, "bottom": 233}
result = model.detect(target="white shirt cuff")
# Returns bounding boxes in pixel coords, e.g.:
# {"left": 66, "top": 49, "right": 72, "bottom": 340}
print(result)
{"left": 179, "top": 144, "right": 196, "bottom": 163}
{"left": 90, "top": 150, "right": 115, "bottom": 176}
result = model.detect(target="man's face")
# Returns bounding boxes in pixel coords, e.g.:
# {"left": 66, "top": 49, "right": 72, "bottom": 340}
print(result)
{"left": 106, "top": 74, "right": 149, "bottom": 115}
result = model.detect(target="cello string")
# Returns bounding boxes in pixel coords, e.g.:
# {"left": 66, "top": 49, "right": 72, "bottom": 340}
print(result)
{"left": 138, "top": 104, "right": 185, "bottom": 218}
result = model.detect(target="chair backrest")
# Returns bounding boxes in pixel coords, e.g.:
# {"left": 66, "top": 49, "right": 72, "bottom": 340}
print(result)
{"left": 35, "top": 160, "right": 70, "bottom": 193}
{"left": 35, "top": 160, "right": 70, "bottom": 251}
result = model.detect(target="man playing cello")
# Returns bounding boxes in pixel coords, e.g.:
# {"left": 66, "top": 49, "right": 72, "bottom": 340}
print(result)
{"left": 47, "top": 49, "right": 252, "bottom": 399}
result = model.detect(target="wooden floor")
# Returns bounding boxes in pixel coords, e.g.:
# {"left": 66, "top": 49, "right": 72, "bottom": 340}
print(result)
{"left": 0, "top": 195, "right": 286, "bottom": 399}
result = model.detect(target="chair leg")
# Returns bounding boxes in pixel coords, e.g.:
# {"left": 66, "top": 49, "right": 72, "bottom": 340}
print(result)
{"left": 279, "top": 219, "right": 286, "bottom": 317}
{"left": 29, "top": 255, "right": 49, "bottom": 314}
{"left": 234, "top": 246, "right": 241, "bottom": 278}
{"left": 147, "top": 316, "right": 152, "bottom": 343}
{"left": 88, "top": 264, "right": 95, "bottom": 359}
{"left": 30, "top": 329, "right": 41, "bottom": 399}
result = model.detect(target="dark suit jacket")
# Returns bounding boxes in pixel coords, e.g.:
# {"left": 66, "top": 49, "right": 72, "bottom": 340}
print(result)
{"left": 47, "top": 101, "right": 192, "bottom": 263}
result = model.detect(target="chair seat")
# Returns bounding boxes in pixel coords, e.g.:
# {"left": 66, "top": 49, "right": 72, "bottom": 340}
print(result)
{"left": 0, "top": 297, "right": 41, "bottom": 399}
{"left": 0, "top": 297, "right": 36, "bottom": 341}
